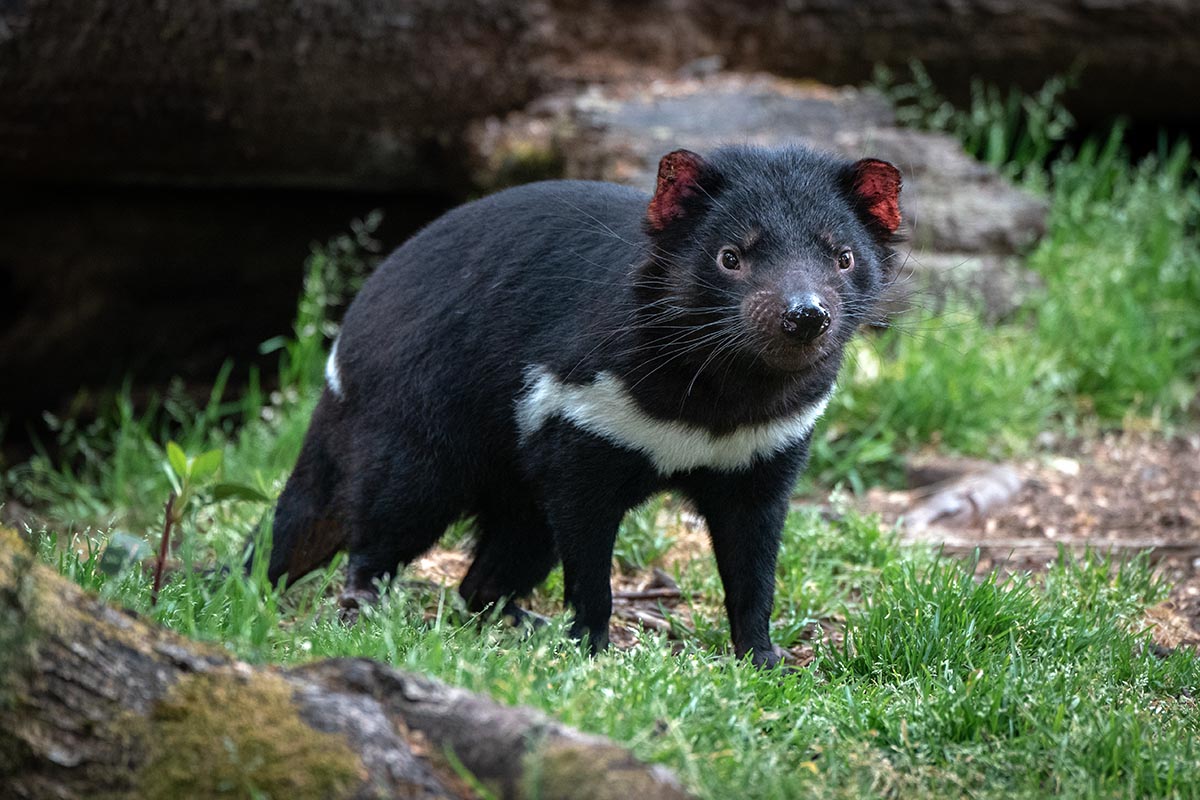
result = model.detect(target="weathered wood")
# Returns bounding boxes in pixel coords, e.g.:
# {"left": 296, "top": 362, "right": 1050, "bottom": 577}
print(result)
{"left": 612, "top": 588, "right": 682, "bottom": 601}
{"left": 907, "top": 535, "right": 1200, "bottom": 560}
{"left": 901, "top": 464, "right": 1025, "bottom": 531}
{"left": 547, "top": 0, "right": 1200, "bottom": 126}
{"left": 0, "top": 531, "right": 693, "bottom": 800}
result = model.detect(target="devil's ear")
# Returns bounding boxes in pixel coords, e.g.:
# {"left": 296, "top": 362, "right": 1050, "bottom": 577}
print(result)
{"left": 646, "top": 149, "right": 709, "bottom": 232}
{"left": 848, "top": 158, "right": 902, "bottom": 235}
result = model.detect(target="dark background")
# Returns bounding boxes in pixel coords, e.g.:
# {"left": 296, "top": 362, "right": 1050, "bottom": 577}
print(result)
{"left": 3, "top": 0, "right": 1197, "bottom": 453}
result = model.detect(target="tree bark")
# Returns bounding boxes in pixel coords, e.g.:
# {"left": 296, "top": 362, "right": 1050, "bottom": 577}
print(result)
{"left": 0, "top": 0, "right": 545, "bottom": 190}
{"left": 2, "top": 0, "right": 1197, "bottom": 190}
{"left": 0, "top": 530, "right": 692, "bottom": 800}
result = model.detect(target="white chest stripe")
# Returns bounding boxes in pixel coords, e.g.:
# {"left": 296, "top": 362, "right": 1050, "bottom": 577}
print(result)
{"left": 325, "top": 339, "right": 344, "bottom": 399}
{"left": 515, "top": 366, "right": 832, "bottom": 474}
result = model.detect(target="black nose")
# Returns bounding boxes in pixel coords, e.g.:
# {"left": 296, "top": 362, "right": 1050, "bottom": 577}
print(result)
{"left": 780, "top": 295, "right": 831, "bottom": 342}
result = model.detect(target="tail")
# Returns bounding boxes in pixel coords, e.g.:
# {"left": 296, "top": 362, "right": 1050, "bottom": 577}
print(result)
{"left": 247, "top": 400, "right": 348, "bottom": 586}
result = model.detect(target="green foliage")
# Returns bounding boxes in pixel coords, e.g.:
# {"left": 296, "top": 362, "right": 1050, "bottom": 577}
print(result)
{"left": 260, "top": 210, "right": 382, "bottom": 393}
{"left": 874, "top": 62, "right": 1076, "bottom": 179}
{"left": 809, "top": 318, "right": 1056, "bottom": 492}
{"left": 161, "top": 439, "right": 269, "bottom": 522}
{"left": 816, "top": 550, "right": 1194, "bottom": 797}
{"left": 30, "top": 503, "right": 1200, "bottom": 799}
{"left": 1031, "top": 129, "right": 1200, "bottom": 422}
{"left": 834, "top": 557, "right": 1051, "bottom": 683}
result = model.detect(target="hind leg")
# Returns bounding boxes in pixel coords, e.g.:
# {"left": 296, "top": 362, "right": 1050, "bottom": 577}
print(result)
{"left": 338, "top": 463, "right": 460, "bottom": 622}
{"left": 459, "top": 493, "right": 559, "bottom": 626}
{"left": 261, "top": 396, "right": 348, "bottom": 586}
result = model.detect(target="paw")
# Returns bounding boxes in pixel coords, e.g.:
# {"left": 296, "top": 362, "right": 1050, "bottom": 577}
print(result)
{"left": 337, "top": 588, "right": 378, "bottom": 625}
{"left": 568, "top": 620, "right": 611, "bottom": 655}
{"left": 741, "top": 643, "right": 787, "bottom": 670}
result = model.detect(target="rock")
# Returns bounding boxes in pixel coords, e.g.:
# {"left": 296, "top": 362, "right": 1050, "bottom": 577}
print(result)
{"left": 909, "top": 253, "right": 1044, "bottom": 322}
{"left": 468, "top": 72, "right": 1048, "bottom": 319}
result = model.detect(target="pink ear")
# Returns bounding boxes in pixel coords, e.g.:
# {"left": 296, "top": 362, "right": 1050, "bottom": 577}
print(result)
{"left": 647, "top": 150, "right": 707, "bottom": 231}
{"left": 851, "top": 159, "right": 902, "bottom": 234}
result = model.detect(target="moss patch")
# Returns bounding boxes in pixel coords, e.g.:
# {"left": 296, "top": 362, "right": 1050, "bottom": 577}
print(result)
{"left": 0, "top": 528, "right": 40, "bottom": 704}
{"left": 138, "top": 672, "right": 363, "bottom": 799}
{"left": 525, "top": 739, "right": 689, "bottom": 800}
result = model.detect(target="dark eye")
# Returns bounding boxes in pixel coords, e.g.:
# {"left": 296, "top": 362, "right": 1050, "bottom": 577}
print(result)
{"left": 719, "top": 247, "right": 741, "bottom": 272}
{"left": 837, "top": 249, "right": 854, "bottom": 271}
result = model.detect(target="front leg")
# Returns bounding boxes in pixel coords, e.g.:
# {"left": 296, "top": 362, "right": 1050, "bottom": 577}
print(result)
{"left": 703, "top": 499, "right": 788, "bottom": 667}
{"left": 550, "top": 502, "right": 624, "bottom": 654}
{"left": 683, "top": 454, "right": 804, "bottom": 668}
{"left": 528, "top": 426, "right": 657, "bottom": 655}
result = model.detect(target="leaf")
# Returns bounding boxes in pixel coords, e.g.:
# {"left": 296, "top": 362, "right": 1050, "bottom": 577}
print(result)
{"left": 259, "top": 335, "right": 289, "bottom": 355}
{"left": 190, "top": 449, "right": 224, "bottom": 483}
{"left": 166, "top": 441, "right": 188, "bottom": 480}
{"left": 162, "top": 462, "right": 182, "bottom": 494}
{"left": 212, "top": 482, "right": 272, "bottom": 504}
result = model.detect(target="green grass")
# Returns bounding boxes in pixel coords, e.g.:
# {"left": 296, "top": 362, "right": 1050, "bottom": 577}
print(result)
{"left": 24, "top": 506, "right": 1200, "bottom": 799}
{"left": 5, "top": 78, "right": 1200, "bottom": 798}
{"left": 1032, "top": 128, "right": 1200, "bottom": 422}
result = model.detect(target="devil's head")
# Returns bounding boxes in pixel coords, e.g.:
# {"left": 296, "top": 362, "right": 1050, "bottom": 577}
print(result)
{"left": 638, "top": 145, "right": 902, "bottom": 375}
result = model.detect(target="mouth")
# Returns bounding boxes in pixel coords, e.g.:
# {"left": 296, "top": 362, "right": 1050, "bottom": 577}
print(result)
{"left": 755, "top": 337, "right": 837, "bottom": 373}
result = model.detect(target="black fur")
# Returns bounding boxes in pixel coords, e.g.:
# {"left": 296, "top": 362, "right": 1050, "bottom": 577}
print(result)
{"left": 261, "top": 144, "right": 901, "bottom": 667}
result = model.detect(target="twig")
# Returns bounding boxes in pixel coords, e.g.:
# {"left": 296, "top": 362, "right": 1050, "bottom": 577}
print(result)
{"left": 612, "top": 606, "right": 699, "bottom": 642}
{"left": 151, "top": 492, "right": 175, "bottom": 606}
{"left": 913, "top": 535, "right": 1198, "bottom": 558}
{"left": 613, "top": 587, "right": 683, "bottom": 601}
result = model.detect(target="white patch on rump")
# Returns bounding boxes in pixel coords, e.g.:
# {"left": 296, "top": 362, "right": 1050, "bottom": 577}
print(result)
{"left": 325, "top": 339, "right": 344, "bottom": 399}
{"left": 515, "top": 366, "right": 832, "bottom": 474}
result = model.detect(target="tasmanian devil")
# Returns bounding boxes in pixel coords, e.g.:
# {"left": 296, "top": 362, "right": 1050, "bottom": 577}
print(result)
{"left": 262, "top": 144, "right": 902, "bottom": 668}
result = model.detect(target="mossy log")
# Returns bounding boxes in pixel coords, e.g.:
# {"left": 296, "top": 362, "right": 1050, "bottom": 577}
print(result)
{"left": 0, "top": 531, "right": 692, "bottom": 800}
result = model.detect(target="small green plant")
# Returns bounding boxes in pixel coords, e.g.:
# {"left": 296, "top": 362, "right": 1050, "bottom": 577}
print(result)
{"left": 152, "top": 441, "right": 271, "bottom": 602}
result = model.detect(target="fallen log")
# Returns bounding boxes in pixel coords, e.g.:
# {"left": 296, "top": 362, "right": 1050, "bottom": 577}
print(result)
{"left": 3, "top": 1, "right": 1198, "bottom": 190}
{"left": 0, "top": 530, "right": 692, "bottom": 800}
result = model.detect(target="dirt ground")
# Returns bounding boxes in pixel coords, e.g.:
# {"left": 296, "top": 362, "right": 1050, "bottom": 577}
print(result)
{"left": 861, "top": 433, "right": 1200, "bottom": 651}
